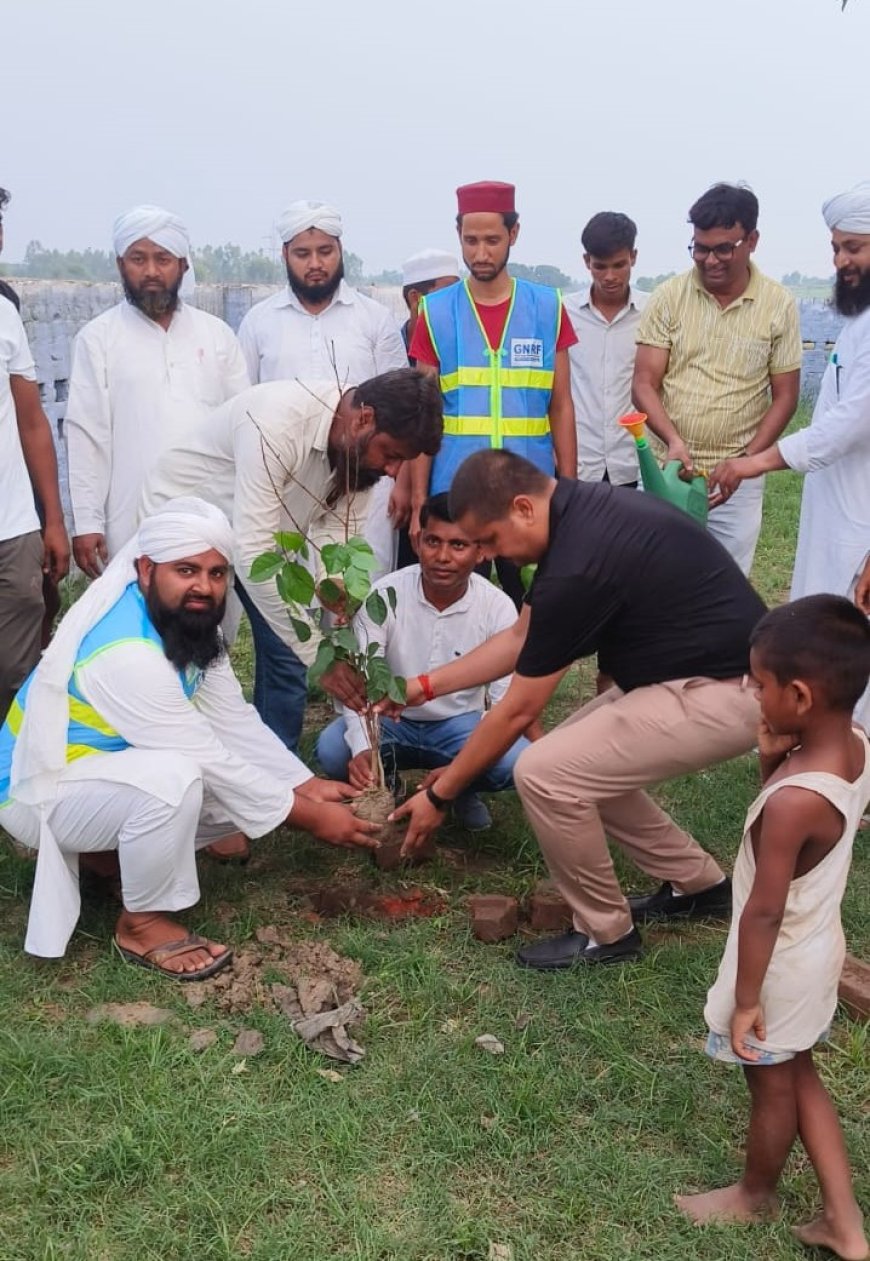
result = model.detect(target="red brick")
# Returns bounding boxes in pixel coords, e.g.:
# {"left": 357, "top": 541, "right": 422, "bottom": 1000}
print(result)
{"left": 839, "top": 953, "right": 870, "bottom": 1022}
{"left": 468, "top": 894, "right": 519, "bottom": 943}
{"left": 528, "top": 879, "right": 572, "bottom": 932}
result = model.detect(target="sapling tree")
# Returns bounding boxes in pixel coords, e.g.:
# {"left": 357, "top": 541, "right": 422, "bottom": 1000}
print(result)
{"left": 250, "top": 529, "right": 405, "bottom": 803}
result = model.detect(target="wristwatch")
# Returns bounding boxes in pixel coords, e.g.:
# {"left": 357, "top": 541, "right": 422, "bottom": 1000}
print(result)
{"left": 425, "top": 783, "right": 452, "bottom": 811}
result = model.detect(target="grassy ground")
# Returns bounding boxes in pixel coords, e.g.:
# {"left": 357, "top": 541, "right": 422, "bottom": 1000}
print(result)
{"left": 1, "top": 435, "right": 867, "bottom": 1261}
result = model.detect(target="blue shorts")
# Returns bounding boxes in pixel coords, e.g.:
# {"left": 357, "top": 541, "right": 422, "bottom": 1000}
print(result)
{"left": 705, "top": 1028, "right": 830, "bottom": 1066}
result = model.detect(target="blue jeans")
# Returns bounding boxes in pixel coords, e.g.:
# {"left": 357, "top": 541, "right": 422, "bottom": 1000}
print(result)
{"left": 316, "top": 710, "right": 528, "bottom": 792}
{"left": 235, "top": 580, "right": 307, "bottom": 754}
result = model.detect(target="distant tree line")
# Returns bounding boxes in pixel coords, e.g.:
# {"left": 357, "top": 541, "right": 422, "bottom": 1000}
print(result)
{"left": 1, "top": 241, "right": 578, "bottom": 289}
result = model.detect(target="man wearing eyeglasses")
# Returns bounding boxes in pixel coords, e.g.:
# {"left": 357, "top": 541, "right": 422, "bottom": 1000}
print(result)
{"left": 632, "top": 184, "right": 801, "bottom": 574}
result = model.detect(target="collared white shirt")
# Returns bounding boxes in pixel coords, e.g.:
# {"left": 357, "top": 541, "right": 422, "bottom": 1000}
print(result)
{"left": 339, "top": 567, "right": 518, "bottom": 756}
{"left": 237, "top": 279, "right": 408, "bottom": 387}
{"left": 563, "top": 285, "right": 647, "bottom": 484}
{"left": 140, "top": 380, "right": 370, "bottom": 665}
{"left": 65, "top": 300, "right": 250, "bottom": 554}
{"left": 0, "top": 298, "right": 40, "bottom": 542}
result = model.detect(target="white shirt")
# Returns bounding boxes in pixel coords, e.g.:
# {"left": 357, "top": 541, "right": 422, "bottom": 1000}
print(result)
{"left": 237, "top": 279, "right": 407, "bottom": 386}
{"left": 339, "top": 567, "right": 518, "bottom": 756}
{"left": 0, "top": 299, "right": 41, "bottom": 542}
{"left": 140, "top": 380, "right": 369, "bottom": 664}
{"left": 563, "top": 285, "right": 647, "bottom": 484}
{"left": 779, "top": 306, "right": 870, "bottom": 600}
{"left": 65, "top": 300, "right": 250, "bottom": 554}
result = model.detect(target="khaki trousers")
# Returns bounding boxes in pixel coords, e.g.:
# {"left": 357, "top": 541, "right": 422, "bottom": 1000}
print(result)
{"left": 513, "top": 676, "right": 759, "bottom": 944}
{"left": 0, "top": 531, "right": 44, "bottom": 723}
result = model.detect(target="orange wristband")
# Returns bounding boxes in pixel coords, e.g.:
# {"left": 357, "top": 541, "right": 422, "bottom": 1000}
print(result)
{"left": 417, "top": 673, "right": 435, "bottom": 702}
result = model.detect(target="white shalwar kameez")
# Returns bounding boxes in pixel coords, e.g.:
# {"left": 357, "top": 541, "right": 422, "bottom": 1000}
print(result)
{"left": 1, "top": 498, "right": 312, "bottom": 958}
{"left": 66, "top": 300, "right": 250, "bottom": 555}
{"left": 778, "top": 306, "right": 870, "bottom": 730}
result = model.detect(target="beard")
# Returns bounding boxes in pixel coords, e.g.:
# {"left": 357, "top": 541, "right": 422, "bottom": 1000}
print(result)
{"left": 122, "top": 274, "right": 182, "bottom": 320}
{"left": 287, "top": 256, "right": 344, "bottom": 305}
{"left": 145, "top": 584, "right": 227, "bottom": 672}
{"left": 468, "top": 247, "right": 510, "bottom": 283}
{"left": 328, "top": 431, "right": 384, "bottom": 503}
{"left": 833, "top": 266, "right": 870, "bottom": 317}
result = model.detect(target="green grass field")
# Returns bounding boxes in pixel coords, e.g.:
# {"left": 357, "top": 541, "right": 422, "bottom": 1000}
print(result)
{"left": 1, "top": 441, "right": 866, "bottom": 1261}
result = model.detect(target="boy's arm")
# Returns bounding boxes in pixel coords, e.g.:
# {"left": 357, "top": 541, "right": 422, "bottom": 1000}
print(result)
{"left": 731, "top": 788, "right": 821, "bottom": 1059}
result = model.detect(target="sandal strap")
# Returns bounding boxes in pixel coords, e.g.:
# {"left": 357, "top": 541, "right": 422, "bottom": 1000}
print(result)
{"left": 143, "top": 934, "right": 210, "bottom": 965}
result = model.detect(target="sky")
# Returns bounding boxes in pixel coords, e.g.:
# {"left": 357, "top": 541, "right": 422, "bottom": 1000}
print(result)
{"left": 3, "top": 0, "right": 867, "bottom": 283}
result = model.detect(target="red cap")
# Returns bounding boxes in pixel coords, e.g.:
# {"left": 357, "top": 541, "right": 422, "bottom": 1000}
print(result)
{"left": 456, "top": 181, "right": 516, "bottom": 216}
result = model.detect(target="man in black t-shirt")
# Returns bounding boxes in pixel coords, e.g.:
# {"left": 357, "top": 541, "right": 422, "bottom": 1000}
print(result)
{"left": 393, "top": 449, "right": 764, "bottom": 970}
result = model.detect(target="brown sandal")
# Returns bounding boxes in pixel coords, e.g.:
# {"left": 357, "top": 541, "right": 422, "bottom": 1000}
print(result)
{"left": 113, "top": 933, "right": 233, "bottom": 982}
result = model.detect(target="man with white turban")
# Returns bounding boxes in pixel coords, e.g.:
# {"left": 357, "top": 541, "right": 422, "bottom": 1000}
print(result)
{"left": 0, "top": 498, "right": 380, "bottom": 974}
{"left": 65, "top": 205, "right": 250, "bottom": 574}
{"left": 708, "top": 180, "right": 870, "bottom": 729}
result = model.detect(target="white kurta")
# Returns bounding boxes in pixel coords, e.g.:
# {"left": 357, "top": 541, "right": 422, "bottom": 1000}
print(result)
{"left": 238, "top": 280, "right": 408, "bottom": 577}
{"left": 65, "top": 301, "right": 250, "bottom": 555}
{"left": 779, "top": 305, "right": 870, "bottom": 727}
{"left": 4, "top": 626, "right": 311, "bottom": 956}
{"left": 140, "top": 381, "right": 369, "bottom": 663}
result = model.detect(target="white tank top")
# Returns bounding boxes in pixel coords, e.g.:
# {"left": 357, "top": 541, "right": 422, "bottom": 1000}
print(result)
{"left": 705, "top": 728, "right": 870, "bottom": 1053}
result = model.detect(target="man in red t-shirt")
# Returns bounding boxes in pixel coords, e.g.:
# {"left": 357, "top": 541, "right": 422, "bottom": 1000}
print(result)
{"left": 408, "top": 180, "right": 576, "bottom": 604}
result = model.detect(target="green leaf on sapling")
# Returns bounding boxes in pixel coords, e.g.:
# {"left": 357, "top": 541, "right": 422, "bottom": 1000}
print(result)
{"left": 289, "top": 616, "right": 313, "bottom": 643}
{"left": 317, "top": 578, "right": 344, "bottom": 608}
{"left": 385, "top": 586, "right": 398, "bottom": 614}
{"left": 332, "top": 625, "right": 360, "bottom": 655}
{"left": 344, "top": 568, "right": 371, "bottom": 602}
{"left": 386, "top": 675, "right": 407, "bottom": 705}
{"left": 273, "top": 531, "right": 305, "bottom": 555}
{"left": 321, "top": 543, "right": 351, "bottom": 575}
{"left": 308, "top": 639, "right": 337, "bottom": 686}
{"left": 365, "top": 591, "right": 388, "bottom": 626}
{"left": 249, "top": 553, "right": 284, "bottom": 583}
{"left": 276, "top": 561, "right": 315, "bottom": 607}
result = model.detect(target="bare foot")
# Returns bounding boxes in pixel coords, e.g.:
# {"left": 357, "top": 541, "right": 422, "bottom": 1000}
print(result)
{"left": 793, "top": 1213, "right": 869, "bottom": 1260}
{"left": 115, "top": 911, "right": 229, "bottom": 976}
{"left": 204, "top": 832, "right": 250, "bottom": 863}
{"left": 675, "top": 1183, "right": 780, "bottom": 1224}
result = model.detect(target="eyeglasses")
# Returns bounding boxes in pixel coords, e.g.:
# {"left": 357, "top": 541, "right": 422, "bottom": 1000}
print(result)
{"left": 688, "top": 238, "right": 745, "bottom": 261}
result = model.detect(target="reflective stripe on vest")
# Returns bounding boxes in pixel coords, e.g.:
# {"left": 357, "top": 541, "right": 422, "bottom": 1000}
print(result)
{"left": 422, "top": 278, "right": 561, "bottom": 492}
{"left": 0, "top": 584, "right": 199, "bottom": 806}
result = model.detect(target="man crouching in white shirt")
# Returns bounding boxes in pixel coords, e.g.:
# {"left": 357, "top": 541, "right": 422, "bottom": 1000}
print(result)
{"left": 0, "top": 499, "right": 378, "bottom": 979}
{"left": 316, "top": 493, "right": 537, "bottom": 831}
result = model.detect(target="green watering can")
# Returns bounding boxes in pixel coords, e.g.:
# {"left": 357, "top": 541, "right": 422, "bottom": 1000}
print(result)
{"left": 618, "top": 412, "right": 709, "bottom": 525}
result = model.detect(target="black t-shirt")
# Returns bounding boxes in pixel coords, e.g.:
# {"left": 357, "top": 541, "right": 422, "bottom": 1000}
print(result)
{"left": 516, "top": 479, "right": 767, "bottom": 690}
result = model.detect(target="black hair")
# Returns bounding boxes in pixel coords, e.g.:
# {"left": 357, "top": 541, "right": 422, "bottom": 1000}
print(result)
{"left": 402, "top": 278, "right": 440, "bottom": 307}
{"left": 750, "top": 594, "right": 870, "bottom": 712}
{"left": 449, "top": 449, "right": 550, "bottom": 524}
{"left": 456, "top": 212, "right": 519, "bottom": 232}
{"left": 353, "top": 368, "right": 443, "bottom": 457}
{"left": 0, "top": 188, "right": 10, "bottom": 214}
{"left": 419, "top": 492, "right": 454, "bottom": 530}
{"left": 688, "top": 182, "right": 759, "bottom": 234}
{"left": 581, "top": 211, "right": 637, "bottom": 257}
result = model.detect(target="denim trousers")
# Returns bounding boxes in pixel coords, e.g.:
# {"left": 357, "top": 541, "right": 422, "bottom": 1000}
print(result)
{"left": 235, "top": 579, "right": 307, "bottom": 754}
{"left": 317, "top": 710, "right": 528, "bottom": 792}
